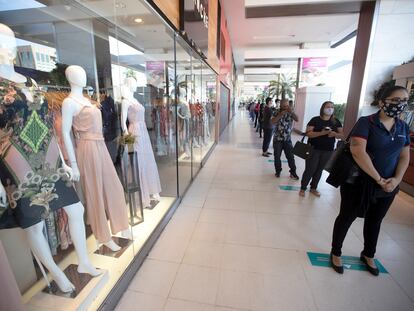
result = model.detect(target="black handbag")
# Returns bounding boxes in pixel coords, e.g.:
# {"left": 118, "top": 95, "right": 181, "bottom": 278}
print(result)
{"left": 293, "top": 135, "right": 313, "bottom": 160}
{"left": 326, "top": 130, "right": 361, "bottom": 188}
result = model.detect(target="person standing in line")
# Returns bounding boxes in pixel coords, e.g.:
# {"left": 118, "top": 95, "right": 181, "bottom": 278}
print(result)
{"left": 299, "top": 101, "right": 344, "bottom": 197}
{"left": 262, "top": 97, "right": 274, "bottom": 157}
{"left": 249, "top": 102, "right": 256, "bottom": 122}
{"left": 330, "top": 85, "right": 410, "bottom": 275}
{"left": 254, "top": 101, "right": 260, "bottom": 128}
{"left": 257, "top": 101, "right": 265, "bottom": 138}
{"left": 271, "top": 99, "right": 299, "bottom": 179}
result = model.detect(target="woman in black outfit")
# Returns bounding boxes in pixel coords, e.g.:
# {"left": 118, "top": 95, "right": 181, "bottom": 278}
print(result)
{"left": 299, "top": 101, "right": 343, "bottom": 197}
{"left": 330, "top": 85, "right": 410, "bottom": 275}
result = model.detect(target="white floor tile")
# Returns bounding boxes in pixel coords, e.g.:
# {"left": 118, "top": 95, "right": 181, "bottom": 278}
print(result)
{"left": 164, "top": 299, "right": 216, "bottom": 311}
{"left": 170, "top": 264, "right": 221, "bottom": 304}
{"left": 128, "top": 259, "right": 179, "bottom": 298}
{"left": 115, "top": 291, "right": 166, "bottom": 311}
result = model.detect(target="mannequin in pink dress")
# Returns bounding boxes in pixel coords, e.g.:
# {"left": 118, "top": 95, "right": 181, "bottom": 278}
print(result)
{"left": 62, "top": 65, "right": 131, "bottom": 252}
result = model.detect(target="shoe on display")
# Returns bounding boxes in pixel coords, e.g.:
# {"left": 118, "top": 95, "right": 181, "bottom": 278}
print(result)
{"left": 290, "top": 172, "right": 299, "bottom": 180}
{"left": 360, "top": 252, "right": 379, "bottom": 276}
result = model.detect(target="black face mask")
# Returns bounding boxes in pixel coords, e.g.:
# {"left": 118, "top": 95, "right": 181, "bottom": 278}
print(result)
{"left": 382, "top": 102, "right": 407, "bottom": 118}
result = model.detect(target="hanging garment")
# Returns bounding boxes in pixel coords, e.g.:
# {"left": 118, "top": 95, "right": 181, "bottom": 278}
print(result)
{"left": 127, "top": 102, "right": 162, "bottom": 207}
{"left": 72, "top": 102, "right": 129, "bottom": 243}
{"left": 0, "top": 78, "right": 79, "bottom": 229}
{"left": 100, "top": 95, "right": 117, "bottom": 141}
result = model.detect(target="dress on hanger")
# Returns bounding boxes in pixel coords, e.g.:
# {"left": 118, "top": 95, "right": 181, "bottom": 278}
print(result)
{"left": 72, "top": 101, "right": 128, "bottom": 243}
{"left": 0, "top": 78, "right": 79, "bottom": 229}
{"left": 127, "top": 101, "right": 162, "bottom": 207}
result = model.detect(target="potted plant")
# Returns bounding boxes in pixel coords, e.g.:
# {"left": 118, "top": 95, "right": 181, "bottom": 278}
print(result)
{"left": 119, "top": 133, "right": 136, "bottom": 153}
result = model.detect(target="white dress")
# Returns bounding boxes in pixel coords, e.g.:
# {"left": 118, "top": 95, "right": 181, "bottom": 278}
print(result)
{"left": 127, "top": 101, "right": 162, "bottom": 207}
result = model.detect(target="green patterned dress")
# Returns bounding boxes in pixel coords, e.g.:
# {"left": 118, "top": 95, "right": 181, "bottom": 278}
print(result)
{"left": 0, "top": 77, "right": 79, "bottom": 229}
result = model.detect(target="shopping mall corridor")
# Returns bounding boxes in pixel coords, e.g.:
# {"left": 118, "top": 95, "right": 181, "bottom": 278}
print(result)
{"left": 115, "top": 110, "right": 414, "bottom": 311}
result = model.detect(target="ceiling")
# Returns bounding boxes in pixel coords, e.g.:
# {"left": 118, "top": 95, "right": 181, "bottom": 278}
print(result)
{"left": 221, "top": 0, "right": 363, "bottom": 97}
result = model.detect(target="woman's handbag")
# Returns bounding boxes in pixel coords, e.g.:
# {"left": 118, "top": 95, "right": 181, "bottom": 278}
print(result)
{"left": 293, "top": 135, "right": 313, "bottom": 160}
{"left": 325, "top": 136, "right": 361, "bottom": 188}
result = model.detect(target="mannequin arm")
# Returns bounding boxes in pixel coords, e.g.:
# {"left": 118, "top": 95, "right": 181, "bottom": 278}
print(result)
{"left": 0, "top": 181, "right": 7, "bottom": 208}
{"left": 61, "top": 99, "right": 80, "bottom": 181}
{"left": 121, "top": 99, "right": 130, "bottom": 134}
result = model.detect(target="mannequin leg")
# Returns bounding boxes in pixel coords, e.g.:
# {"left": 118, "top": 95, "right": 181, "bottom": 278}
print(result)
{"left": 25, "top": 222, "right": 75, "bottom": 293}
{"left": 63, "top": 202, "right": 100, "bottom": 276}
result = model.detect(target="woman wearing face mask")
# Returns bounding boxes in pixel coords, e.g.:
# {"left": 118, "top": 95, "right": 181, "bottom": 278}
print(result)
{"left": 299, "top": 101, "right": 343, "bottom": 197}
{"left": 330, "top": 85, "right": 410, "bottom": 275}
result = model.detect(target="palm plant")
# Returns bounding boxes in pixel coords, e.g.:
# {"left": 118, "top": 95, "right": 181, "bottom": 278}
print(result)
{"left": 268, "top": 74, "right": 297, "bottom": 100}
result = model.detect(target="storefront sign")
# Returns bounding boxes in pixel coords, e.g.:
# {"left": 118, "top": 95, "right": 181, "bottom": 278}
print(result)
{"left": 181, "top": 0, "right": 209, "bottom": 57}
{"left": 194, "top": 0, "right": 209, "bottom": 28}
{"left": 146, "top": 61, "right": 165, "bottom": 88}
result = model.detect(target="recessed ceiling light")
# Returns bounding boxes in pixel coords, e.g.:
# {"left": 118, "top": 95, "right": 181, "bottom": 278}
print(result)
{"left": 134, "top": 18, "right": 143, "bottom": 23}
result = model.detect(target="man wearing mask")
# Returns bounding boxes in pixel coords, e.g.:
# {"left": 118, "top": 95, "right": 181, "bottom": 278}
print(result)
{"left": 261, "top": 97, "right": 274, "bottom": 157}
{"left": 271, "top": 99, "right": 299, "bottom": 179}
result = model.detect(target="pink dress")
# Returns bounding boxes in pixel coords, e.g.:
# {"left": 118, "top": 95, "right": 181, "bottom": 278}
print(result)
{"left": 72, "top": 103, "right": 129, "bottom": 243}
{"left": 127, "top": 102, "right": 162, "bottom": 207}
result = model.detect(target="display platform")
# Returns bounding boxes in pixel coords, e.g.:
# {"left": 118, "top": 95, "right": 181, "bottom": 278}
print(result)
{"left": 26, "top": 268, "right": 108, "bottom": 311}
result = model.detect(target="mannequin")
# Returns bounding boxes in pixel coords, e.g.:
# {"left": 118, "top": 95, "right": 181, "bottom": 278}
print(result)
{"left": 177, "top": 90, "right": 191, "bottom": 158}
{"left": 62, "top": 65, "right": 130, "bottom": 251}
{"left": 0, "top": 24, "right": 99, "bottom": 294}
{"left": 121, "top": 77, "right": 161, "bottom": 208}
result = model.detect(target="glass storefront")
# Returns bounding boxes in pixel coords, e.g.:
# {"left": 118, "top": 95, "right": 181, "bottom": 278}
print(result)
{"left": 0, "top": 1, "right": 218, "bottom": 310}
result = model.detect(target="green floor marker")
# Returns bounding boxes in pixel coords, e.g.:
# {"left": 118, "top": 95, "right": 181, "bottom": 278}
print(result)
{"left": 307, "top": 252, "right": 388, "bottom": 273}
{"left": 267, "top": 159, "right": 288, "bottom": 163}
{"left": 279, "top": 185, "right": 301, "bottom": 191}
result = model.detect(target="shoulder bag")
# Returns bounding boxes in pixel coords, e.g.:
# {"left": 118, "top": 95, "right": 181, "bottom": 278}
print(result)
{"left": 293, "top": 134, "right": 313, "bottom": 160}
{"left": 325, "top": 127, "right": 361, "bottom": 188}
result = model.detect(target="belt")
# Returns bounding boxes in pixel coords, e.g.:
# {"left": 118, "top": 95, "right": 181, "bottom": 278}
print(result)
{"left": 74, "top": 132, "right": 104, "bottom": 141}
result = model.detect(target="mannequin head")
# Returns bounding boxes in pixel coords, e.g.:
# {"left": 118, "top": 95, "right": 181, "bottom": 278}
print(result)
{"left": 0, "top": 23, "right": 26, "bottom": 83}
{"left": 65, "top": 65, "right": 87, "bottom": 88}
{"left": 125, "top": 77, "right": 137, "bottom": 92}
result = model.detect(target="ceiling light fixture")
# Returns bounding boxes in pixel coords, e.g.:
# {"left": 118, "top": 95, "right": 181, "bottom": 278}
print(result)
{"left": 134, "top": 18, "right": 143, "bottom": 23}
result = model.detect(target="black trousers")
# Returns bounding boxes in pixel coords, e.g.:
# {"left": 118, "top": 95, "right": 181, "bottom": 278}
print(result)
{"left": 300, "top": 149, "right": 332, "bottom": 190}
{"left": 254, "top": 111, "right": 259, "bottom": 128}
{"left": 273, "top": 140, "right": 296, "bottom": 174}
{"left": 262, "top": 129, "right": 273, "bottom": 153}
{"left": 257, "top": 121, "right": 263, "bottom": 137}
{"left": 331, "top": 182, "right": 396, "bottom": 258}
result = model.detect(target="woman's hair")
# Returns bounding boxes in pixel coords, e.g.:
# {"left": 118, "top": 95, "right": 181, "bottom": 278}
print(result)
{"left": 265, "top": 97, "right": 272, "bottom": 105}
{"left": 320, "top": 101, "right": 335, "bottom": 120}
{"left": 372, "top": 84, "right": 408, "bottom": 106}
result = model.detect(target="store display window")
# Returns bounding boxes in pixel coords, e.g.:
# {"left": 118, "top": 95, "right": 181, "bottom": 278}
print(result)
{"left": 0, "top": 0, "right": 217, "bottom": 310}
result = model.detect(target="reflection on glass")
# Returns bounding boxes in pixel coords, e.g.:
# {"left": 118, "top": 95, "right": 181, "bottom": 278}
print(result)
{"left": 0, "top": 0, "right": 180, "bottom": 309}
{"left": 175, "top": 38, "right": 193, "bottom": 194}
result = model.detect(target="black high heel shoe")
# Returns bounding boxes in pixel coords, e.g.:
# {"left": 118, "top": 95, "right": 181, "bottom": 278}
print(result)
{"left": 360, "top": 252, "right": 379, "bottom": 276}
{"left": 330, "top": 253, "right": 344, "bottom": 274}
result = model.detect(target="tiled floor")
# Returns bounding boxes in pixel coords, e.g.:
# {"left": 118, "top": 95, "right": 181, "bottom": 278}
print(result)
{"left": 115, "top": 111, "right": 414, "bottom": 311}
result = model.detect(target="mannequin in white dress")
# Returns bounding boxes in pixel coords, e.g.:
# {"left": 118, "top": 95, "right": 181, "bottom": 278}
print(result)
{"left": 121, "top": 77, "right": 162, "bottom": 209}
{"left": 0, "top": 24, "right": 99, "bottom": 294}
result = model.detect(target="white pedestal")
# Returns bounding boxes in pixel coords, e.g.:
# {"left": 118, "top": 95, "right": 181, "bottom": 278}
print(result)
{"left": 294, "top": 86, "right": 335, "bottom": 133}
